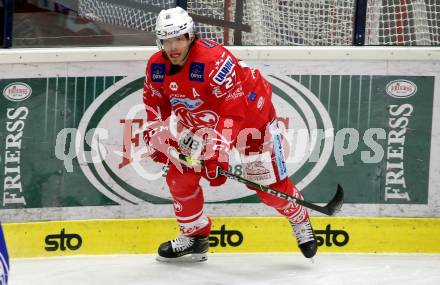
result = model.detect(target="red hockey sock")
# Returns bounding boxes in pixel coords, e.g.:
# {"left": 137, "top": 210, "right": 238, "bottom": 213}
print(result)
{"left": 167, "top": 165, "right": 211, "bottom": 237}
{"left": 255, "top": 178, "right": 309, "bottom": 224}
{"left": 173, "top": 190, "right": 211, "bottom": 236}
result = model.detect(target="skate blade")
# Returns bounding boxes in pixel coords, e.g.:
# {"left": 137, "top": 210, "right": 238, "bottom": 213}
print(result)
{"left": 156, "top": 253, "right": 208, "bottom": 263}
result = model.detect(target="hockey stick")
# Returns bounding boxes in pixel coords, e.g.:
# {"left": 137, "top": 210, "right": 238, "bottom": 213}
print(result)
{"left": 168, "top": 148, "right": 344, "bottom": 216}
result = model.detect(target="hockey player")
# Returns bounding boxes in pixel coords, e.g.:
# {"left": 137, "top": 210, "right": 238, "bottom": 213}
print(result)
{"left": 143, "top": 6, "right": 318, "bottom": 262}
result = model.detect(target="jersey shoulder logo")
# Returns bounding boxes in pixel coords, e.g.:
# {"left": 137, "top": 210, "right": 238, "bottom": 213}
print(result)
{"left": 189, "top": 62, "right": 205, "bottom": 82}
{"left": 200, "top": 39, "right": 216, "bottom": 48}
{"left": 150, "top": 63, "right": 166, "bottom": 83}
{"left": 213, "top": 56, "right": 235, "bottom": 85}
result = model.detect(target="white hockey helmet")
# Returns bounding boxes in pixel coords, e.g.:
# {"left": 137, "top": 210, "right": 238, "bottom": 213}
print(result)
{"left": 155, "top": 7, "right": 195, "bottom": 49}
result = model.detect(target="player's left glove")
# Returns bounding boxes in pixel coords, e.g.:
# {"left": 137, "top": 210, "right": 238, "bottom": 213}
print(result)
{"left": 205, "top": 153, "right": 228, "bottom": 187}
{"left": 204, "top": 139, "right": 229, "bottom": 187}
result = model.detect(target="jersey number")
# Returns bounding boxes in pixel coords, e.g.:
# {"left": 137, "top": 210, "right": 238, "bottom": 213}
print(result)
{"left": 224, "top": 70, "right": 236, "bottom": 89}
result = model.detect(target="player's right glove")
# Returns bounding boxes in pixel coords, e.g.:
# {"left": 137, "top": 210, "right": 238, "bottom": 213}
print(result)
{"left": 143, "top": 120, "right": 174, "bottom": 164}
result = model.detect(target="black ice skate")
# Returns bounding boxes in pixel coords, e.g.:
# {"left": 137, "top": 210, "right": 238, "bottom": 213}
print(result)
{"left": 156, "top": 234, "right": 209, "bottom": 263}
{"left": 290, "top": 219, "right": 318, "bottom": 258}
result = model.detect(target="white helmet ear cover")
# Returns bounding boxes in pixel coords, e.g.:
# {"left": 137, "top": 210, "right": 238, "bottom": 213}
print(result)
{"left": 155, "top": 7, "right": 195, "bottom": 49}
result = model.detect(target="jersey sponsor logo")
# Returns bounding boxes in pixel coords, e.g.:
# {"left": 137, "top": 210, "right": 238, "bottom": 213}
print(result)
{"left": 170, "top": 93, "right": 186, "bottom": 98}
{"left": 189, "top": 62, "right": 205, "bottom": 82}
{"left": 213, "top": 56, "right": 235, "bottom": 85}
{"left": 225, "top": 85, "right": 244, "bottom": 101}
{"left": 151, "top": 64, "right": 165, "bottom": 82}
{"left": 212, "top": 86, "right": 228, "bottom": 98}
{"left": 247, "top": 91, "right": 257, "bottom": 101}
{"left": 170, "top": 97, "right": 204, "bottom": 110}
{"left": 244, "top": 161, "right": 271, "bottom": 182}
{"left": 169, "top": 82, "right": 178, "bottom": 91}
{"left": 200, "top": 39, "right": 216, "bottom": 48}
{"left": 175, "top": 108, "right": 219, "bottom": 128}
{"left": 242, "top": 153, "right": 276, "bottom": 185}
{"left": 245, "top": 161, "right": 270, "bottom": 176}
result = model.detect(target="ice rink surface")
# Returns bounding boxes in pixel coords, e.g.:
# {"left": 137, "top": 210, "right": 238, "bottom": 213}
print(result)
{"left": 10, "top": 253, "right": 440, "bottom": 285}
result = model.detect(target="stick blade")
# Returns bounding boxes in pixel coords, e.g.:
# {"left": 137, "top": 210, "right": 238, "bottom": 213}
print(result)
{"left": 324, "top": 184, "right": 344, "bottom": 215}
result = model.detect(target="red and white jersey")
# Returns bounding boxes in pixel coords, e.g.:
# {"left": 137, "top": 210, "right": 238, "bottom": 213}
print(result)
{"left": 143, "top": 38, "right": 275, "bottom": 146}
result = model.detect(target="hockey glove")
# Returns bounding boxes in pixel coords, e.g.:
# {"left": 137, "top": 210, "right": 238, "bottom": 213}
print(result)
{"left": 148, "top": 149, "right": 169, "bottom": 164}
{"left": 143, "top": 120, "right": 175, "bottom": 164}
{"left": 205, "top": 158, "right": 228, "bottom": 187}
{"left": 204, "top": 143, "right": 229, "bottom": 187}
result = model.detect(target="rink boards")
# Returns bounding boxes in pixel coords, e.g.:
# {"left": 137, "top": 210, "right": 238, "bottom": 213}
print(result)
{"left": 1, "top": 46, "right": 440, "bottom": 220}
{"left": 3, "top": 217, "right": 440, "bottom": 258}
{"left": 1, "top": 47, "right": 440, "bottom": 261}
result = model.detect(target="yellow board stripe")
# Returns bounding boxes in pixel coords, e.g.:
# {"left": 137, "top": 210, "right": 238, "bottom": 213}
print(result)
{"left": 3, "top": 217, "right": 440, "bottom": 258}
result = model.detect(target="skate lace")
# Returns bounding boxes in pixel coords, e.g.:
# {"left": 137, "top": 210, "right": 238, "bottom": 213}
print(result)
{"left": 291, "top": 220, "right": 315, "bottom": 245}
{"left": 170, "top": 234, "right": 195, "bottom": 252}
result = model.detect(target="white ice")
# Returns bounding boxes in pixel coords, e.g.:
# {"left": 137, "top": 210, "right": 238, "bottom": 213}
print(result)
{"left": 9, "top": 253, "right": 440, "bottom": 285}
